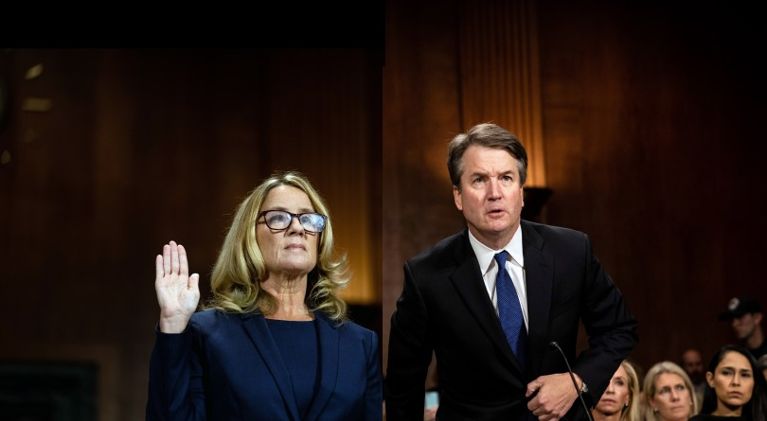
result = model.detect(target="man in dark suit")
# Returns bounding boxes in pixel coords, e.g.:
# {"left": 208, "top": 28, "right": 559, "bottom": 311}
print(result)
{"left": 385, "top": 123, "right": 638, "bottom": 420}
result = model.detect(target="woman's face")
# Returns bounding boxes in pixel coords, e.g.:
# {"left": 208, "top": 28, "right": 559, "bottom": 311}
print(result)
{"left": 651, "top": 372, "right": 693, "bottom": 421}
{"left": 594, "top": 364, "right": 631, "bottom": 416}
{"left": 256, "top": 185, "right": 319, "bottom": 277}
{"left": 706, "top": 351, "right": 754, "bottom": 411}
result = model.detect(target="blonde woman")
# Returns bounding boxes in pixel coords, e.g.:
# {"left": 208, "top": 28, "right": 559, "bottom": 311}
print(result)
{"left": 643, "top": 361, "right": 698, "bottom": 421}
{"left": 592, "top": 360, "right": 642, "bottom": 421}
{"left": 147, "top": 171, "right": 382, "bottom": 420}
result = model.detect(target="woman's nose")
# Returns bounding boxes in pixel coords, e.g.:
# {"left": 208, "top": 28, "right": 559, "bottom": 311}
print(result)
{"left": 286, "top": 215, "right": 305, "bottom": 234}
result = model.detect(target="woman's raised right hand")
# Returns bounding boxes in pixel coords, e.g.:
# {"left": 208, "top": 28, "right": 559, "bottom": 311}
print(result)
{"left": 154, "top": 240, "right": 200, "bottom": 333}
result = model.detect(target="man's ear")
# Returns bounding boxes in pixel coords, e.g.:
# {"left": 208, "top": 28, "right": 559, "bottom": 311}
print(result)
{"left": 453, "top": 185, "right": 463, "bottom": 211}
{"left": 754, "top": 312, "right": 763, "bottom": 325}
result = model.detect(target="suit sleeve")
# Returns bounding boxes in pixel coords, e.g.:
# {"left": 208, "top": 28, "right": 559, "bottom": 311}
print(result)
{"left": 146, "top": 323, "right": 207, "bottom": 421}
{"left": 573, "top": 234, "right": 639, "bottom": 404}
{"left": 385, "top": 262, "right": 433, "bottom": 421}
{"left": 363, "top": 330, "right": 384, "bottom": 421}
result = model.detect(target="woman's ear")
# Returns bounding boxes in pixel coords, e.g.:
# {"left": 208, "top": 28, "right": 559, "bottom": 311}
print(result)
{"left": 705, "top": 371, "right": 715, "bottom": 388}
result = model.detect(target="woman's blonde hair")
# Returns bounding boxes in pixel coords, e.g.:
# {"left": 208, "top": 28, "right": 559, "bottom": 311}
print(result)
{"left": 642, "top": 361, "right": 698, "bottom": 421}
{"left": 206, "top": 171, "right": 348, "bottom": 320}
{"left": 620, "top": 360, "right": 642, "bottom": 421}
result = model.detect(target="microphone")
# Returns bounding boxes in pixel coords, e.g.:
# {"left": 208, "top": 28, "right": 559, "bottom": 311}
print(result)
{"left": 549, "top": 341, "right": 593, "bottom": 421}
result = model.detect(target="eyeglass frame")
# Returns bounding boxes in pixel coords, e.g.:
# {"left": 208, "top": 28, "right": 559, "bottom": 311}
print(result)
{"left": 256, "top": 209, "right": 328, "bottom": 234}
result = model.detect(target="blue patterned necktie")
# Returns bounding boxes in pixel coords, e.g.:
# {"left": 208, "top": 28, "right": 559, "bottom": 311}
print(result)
{"left": 494, "top": 251, "right": 527, "bottom": 367}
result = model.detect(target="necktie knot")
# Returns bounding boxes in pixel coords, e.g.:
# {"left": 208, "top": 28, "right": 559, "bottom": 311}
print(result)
{"left": 494, "top": 251, "right": 510, "bottom": 268}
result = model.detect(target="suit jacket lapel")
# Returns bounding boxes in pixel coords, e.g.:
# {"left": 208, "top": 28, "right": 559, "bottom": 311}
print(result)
{"left": 304, "top": 313, "right": 340, "bottom": 421}
{"left": 521, "top": 221, "right": 554, "bottom": 376}
{"left": 448, "top": 230, "right": 525, "bottom": 374}
{"left": 241, "top": 313, "right": 301, "bottom": 421}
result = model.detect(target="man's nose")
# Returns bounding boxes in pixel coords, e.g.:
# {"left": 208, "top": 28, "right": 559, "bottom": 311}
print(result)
{"left": 488, "top": 178, "right": 502, "bottom": 198}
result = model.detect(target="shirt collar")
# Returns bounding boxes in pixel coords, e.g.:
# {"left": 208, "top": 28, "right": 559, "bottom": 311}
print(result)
{"left": 468, "top": 224, "right": 524, "bottom": 275}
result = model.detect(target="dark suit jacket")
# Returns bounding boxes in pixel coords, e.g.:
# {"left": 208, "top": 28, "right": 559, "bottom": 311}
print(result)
{"left": 147, "top": 309, "right": 382, "bottom": 420}
{"left": 385, "top": 221, "right": 638, "bottom": 421}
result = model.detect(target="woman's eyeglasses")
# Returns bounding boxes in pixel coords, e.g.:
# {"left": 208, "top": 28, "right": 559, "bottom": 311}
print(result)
{"left": 258, "top": 210, "right": 327, "bottom": 233}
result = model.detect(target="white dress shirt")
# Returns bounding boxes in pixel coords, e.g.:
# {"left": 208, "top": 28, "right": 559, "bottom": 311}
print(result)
{"left": 467, "top": 225, "right": 528, "bottom": 330}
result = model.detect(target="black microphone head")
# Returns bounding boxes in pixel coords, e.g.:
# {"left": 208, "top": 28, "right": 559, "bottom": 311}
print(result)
{"left": 549, "top": 341, "right": 558, "bottom": 348}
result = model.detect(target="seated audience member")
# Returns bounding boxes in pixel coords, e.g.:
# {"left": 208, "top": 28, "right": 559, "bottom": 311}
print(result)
{"left": 719, "top": 297, "right": 767, "bottom": 359}
{"left": 644, "top": 361, "right": 698, "bottom": 421}
{"left": 758, "top": 354, "right": 767, "bottom": 381}
{"left": 591, "top": 360, "right": 641, "bottom": 421}
{"left": 691, "top": 344, "right": 767, "bottom": 421}
{"left": 682, "top": 349, "right": 707, "bottom": 409}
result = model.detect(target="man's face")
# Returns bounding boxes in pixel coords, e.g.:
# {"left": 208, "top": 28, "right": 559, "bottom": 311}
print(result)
{"left": 731, "top": 313, "right": 761, "bottom": 340}
{"left": 681, "top": 349, "right": 704, "bottom": 383}
{"left": 453, "top": 145, "right": 524, "bottom": 249}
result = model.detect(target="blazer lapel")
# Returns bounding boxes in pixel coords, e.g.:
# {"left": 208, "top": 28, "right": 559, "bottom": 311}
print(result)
{"left": 448, "top": 230, "right": 524, "bottom": 374}
{"left": 304, "top": 313, "right": 340, "bottom": 421}
{"left": 241, "top": 313, "right": 301, "bottom": 421}
{"left": 521, "top": 221, "right": 554, "bottom": 376}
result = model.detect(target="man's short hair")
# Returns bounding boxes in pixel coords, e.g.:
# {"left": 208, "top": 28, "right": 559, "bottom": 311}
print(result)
{"left": 447, "top": 123, "right": 528, "bottom": 189}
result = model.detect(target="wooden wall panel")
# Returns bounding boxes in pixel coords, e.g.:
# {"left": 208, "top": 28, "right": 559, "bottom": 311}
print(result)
{"left": 537, "top": 0, "right": 767, "bottom": 369}
{"left": 459, "top": 0, "right": 547, "bottom": 186}
{"left": 382, "top": 0, "right": 466, "bottom": 373}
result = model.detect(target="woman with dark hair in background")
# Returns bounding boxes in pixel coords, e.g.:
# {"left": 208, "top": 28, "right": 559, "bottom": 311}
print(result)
{"left": 147, "top": 171, "right": 382, "bottom": 420}
{"left": 691, "top": 344, "right": 767, "bottom": 421}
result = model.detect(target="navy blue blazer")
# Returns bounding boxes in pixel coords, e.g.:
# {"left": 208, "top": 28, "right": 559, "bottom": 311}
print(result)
{"left": 147, "top": 309, "right": 382, "bottom": 420}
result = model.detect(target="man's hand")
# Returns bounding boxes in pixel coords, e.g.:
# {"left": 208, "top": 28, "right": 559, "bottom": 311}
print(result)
{"left": 525, "top": 373, "right": 580, "bottom": 420}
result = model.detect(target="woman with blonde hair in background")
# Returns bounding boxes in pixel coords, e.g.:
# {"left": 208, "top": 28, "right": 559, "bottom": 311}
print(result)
{"left": 592, "top": 360, "right": 642, "bottom": 421}
{"left": 644, "top": 361, "right": 698, "bottom": 421}
{"left": 147, "top": 171, "right": 382, "bottom": 420}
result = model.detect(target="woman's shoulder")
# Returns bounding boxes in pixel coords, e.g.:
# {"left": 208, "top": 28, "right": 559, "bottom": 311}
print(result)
{"left": 190, "top": 308, "right": 245, "bottom": 329}
{"left": 314, "top": 313, "right": 374, "bottom": 337}
{"left": 332, "top": 318, "right": 379, "bottom": 344}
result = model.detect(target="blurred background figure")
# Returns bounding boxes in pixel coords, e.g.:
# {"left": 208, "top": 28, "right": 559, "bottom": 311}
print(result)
{"left": 758, "top": 355, "right": 767, "bottom": 381}
{"left": 692, "top": 344, "right": 767, "bottom": 421}
{"left": 681, "top": 349, "right": 706, "bottom": 410}
{"left": 643, "top": 361, "right": 697, "bottom": 421}
{"left": 718, "top": 297, "right": 767, "bottom": 359}
{"left": 591, "top": 360, "right": 642, "bottom": 421}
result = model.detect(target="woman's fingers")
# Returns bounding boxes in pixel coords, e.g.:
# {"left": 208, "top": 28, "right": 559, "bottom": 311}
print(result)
{"left": 170, "top": 241, "right": 180, "bottom": 274}
{"left": 189, "top": 273, "right": 199, "bottom": 291}
{"left": 178, "top": 244, "right": 189, "bottom": 276}
{"left": 163, "top": 244, "right": 171, "bottom": 275}
{"left": 155, "top": 254, "right": 164, "bottom": 282}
